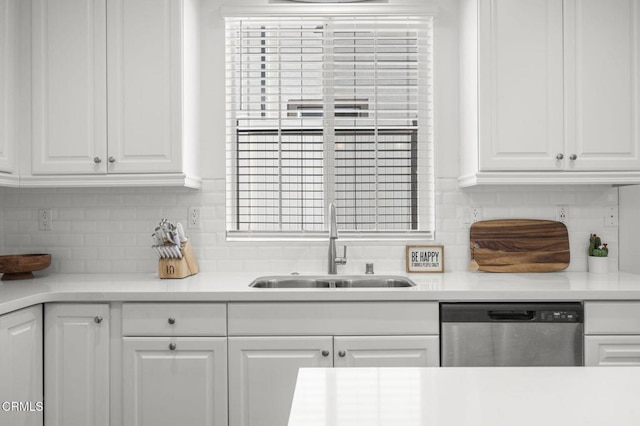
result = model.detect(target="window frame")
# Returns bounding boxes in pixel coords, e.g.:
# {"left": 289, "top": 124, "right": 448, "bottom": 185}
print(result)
{"left": 225, "top": 16, "right": 434, "bottom": 242}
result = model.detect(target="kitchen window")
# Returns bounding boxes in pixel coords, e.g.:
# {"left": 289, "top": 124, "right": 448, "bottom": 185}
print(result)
{"left": 225, "top": 16, "right": 433, "bottom": 240}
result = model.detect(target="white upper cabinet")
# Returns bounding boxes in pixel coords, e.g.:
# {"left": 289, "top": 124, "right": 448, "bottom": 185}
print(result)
{"left": 106, "top": 0, "right": 183, "bottom": 174}
{"left": 460, "top": 0, "right": 640, "bottom": 186}
{"left": 0, "top": 0, "right": 16, "bottom": 178}
{"left": 30, "top": 0, "right": 200, "bottom": 187}
{"left": 31, "top": 0, "right": 107, "bottom": 175}
{"left": 564, "top": 0, "right": 640, "bottom": 171}
{"left": 475, "top": 0, "right": 564, "bottom": 172}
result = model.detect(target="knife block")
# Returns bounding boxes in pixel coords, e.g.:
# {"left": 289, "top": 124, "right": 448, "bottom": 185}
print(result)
{"left": 158, "top": 239, "right": 199, "bottom": 279}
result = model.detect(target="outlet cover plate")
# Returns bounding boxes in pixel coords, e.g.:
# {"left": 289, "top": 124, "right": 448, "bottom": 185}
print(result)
{"left": 188, "top": 207, "right": 200, "bottom": 229}
{"left": 605, "top": 206, "right": 618, "bottom": 227}
{"left": 556, "top": 206, "right": 568, "bottom": 223}
{"left": 39, "top": 209, "right": 53, "bottom": 231}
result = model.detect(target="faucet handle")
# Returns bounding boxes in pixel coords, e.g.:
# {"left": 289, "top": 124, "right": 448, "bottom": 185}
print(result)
{"left": 336, "top": 246, "right": 347, "bottom": 265}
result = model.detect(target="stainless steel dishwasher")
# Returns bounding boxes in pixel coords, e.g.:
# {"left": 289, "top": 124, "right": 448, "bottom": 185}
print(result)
{"left": 441, "top": 302, "right": 583, "bottom": 367}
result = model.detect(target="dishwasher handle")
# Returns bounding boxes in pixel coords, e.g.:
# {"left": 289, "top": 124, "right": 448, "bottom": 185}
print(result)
{"left": 488, "top": 310, "right": 535, "bottom": 321}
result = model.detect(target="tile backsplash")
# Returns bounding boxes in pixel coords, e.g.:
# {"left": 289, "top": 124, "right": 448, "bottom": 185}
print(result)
{"left": 0, "top": 179, "right": 619, "bottom": 274}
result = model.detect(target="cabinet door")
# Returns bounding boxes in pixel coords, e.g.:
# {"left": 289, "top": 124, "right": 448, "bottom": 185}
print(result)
{"left": 0, "top": 0, "right": 15, "bottom": 174}
{"left": 478, "top": 0, "right": 564, "bottom": 171}
{"left": 31, "top": 0, "right": 107, "bottom": 174}
{"left": 228, "top": 336, "right": 333, "bottom": 426}
{"left": 333, "top": 335, "right": 440, "bottom": 368}
{"left": 106, "top": 0, "right": 183, "bottom": 173}
{"left": 0, "top": 305, "right": 43, "bottom": 426}
{"left": 122, "top": 337, "right": 227, "bottom": 426}
{"left": 44, "top": 304, "right": 110, "bottom": 426}
{"left": 585, "top": 335, "right": 640, "bottom": 366}
{"left": 564, "top": 0, "right": 640, "bottom": 171}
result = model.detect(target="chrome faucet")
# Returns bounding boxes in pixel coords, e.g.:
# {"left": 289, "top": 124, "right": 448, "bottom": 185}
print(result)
{"left": 328, "top": 203, "right": 347, "bottom": 274}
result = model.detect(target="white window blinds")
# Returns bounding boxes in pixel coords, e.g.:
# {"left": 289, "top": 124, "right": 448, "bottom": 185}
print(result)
{"left": 226, "top": 16, "right": 433, "bottom": 239}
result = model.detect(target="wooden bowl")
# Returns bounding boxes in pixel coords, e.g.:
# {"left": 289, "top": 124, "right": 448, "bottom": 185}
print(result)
{"left": 0, "top": 254, "right": 52, "bottom": 280}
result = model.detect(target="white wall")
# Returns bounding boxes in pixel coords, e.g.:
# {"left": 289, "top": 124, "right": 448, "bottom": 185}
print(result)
{"left": 0, "top": 181, "right": 619, "bottom": 274}
{"left": 619, "top": 185, "right": 640, "bottom": 274}
{"left": 0, "top": 187, "right": 4, "bottom": 253}
{"left": 0, "top": 0, "right": 621, "bottom": 274}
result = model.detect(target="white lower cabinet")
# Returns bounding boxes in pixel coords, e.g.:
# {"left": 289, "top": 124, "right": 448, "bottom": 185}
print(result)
{"left": 228, "top": 335, "right": 439, "bottom": 426}
{"left": 227, "top": 302, "right": 440, "bottom": 426}
{"left": 44, "top": 303, "right": 110, "bottom": 426}
{"left": 228, "top": 336, "right": 333, "bottom": 426}
{"left": 0, "top": 305, "right": 43, "bottom": 426}
{"left": 333, "top": 335, "right": 439, "bottom": 368}
{"left": 120, "top": 302, "right": 228, "bottom": 426}
{"left": 585, "top": 336, "right": 640, "bottom": 366}
{"left": 584, "top": 301, "right": 640, "bottom": 366}
{"left": 122, "top": 337, "right": 227, "bottom": 426}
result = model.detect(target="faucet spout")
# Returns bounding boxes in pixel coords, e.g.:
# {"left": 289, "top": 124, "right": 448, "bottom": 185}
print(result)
{"left": 329, "top": 203, "right": 338, "bottom": 239}
{"left": 328, "top": 203, "right": 347, "bottom": 274}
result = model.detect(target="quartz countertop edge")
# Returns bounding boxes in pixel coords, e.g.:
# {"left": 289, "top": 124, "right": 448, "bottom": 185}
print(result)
{"left": 1, "top": 271, "right": 640, "bottom": 315}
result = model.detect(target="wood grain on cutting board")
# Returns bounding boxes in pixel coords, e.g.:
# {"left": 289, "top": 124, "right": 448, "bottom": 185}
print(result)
{"left": 470, "top": 219, "right": 570, "bottom": 272}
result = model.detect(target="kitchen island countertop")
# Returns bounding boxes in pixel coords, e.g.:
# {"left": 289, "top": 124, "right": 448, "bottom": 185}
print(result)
{"left": 1, "top": 271, "right": 640, "bottom": 315}
{"left": 289, "top": 366, "right": 640, "bottom": 426}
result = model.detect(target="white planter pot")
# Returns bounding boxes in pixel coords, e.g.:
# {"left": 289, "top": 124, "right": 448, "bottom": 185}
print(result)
{"left": 588, "top": 256, "right": 608, "bottom": 274}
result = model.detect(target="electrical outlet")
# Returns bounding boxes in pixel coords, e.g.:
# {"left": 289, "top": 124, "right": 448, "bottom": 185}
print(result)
{"left": 605, "top": 206, "right": 619, "bottom": 227}
{"left": 39, "top": 209, "right": 53, "bottom": 231}
{"left": 188, "top": 207, "right": 200, "bottom": 229}
{"left": 469, "top": 207, "right": 482, "bottom": 224}
{"left": 556, "top": 206, "right": 568, "bottom": 223}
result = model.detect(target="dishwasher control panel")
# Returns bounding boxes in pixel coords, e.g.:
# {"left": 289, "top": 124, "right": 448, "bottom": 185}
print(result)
{"left": 539, "top": 310, "right": 581, "bottom": 322}
{"left": 441, "top": 302, "right": 584, "bottom": 323}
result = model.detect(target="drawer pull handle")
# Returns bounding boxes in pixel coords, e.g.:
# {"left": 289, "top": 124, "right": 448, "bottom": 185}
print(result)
{"left": 94, "top": 316, "right": 103, "bottom": 324}
{"left": 556, "top": 153, "right": 564, "bottom": 160}
{"left": 338, "top": 350, "right": 346, "bottom": 358}
{"left": 321, "top": 350, "right": 330, "bottom": 357}
{"left": 168, "top": 317, "right": 176, "bottom": 325}
{"left": 569, "top": 154, "right": 578, "bottom": 161}
{"left": 169, "top": 343, "right": 177, "bottom": 351}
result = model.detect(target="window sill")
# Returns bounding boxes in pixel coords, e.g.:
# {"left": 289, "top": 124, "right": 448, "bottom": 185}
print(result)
{"left": 226, "top": 231, "right": 434, "bottom": 243}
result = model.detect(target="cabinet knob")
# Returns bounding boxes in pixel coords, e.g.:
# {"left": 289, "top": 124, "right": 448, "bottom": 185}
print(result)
{"left": 556, "top": 153, "right": 564, "bottom": 160}
{"left": 94, "top": 316, "right": 103, "bottom": 324}
{"left": 108, "top": 156, "right": 116, "bottom": 163}
{"left": 168, "top": 317, "right": 176, "bottom": 325}
{"left": 569, "top": 154, "right": 578, "bottom": 161}
{"left": 169, "top": 343, "right": 177, "bottom": 351}
{"left": 321, "top": 350, "right": 330, "bottom": 357}
{"left": 338, "top": 350, "right": 346, "bottom": 358}
{"left": 93, "top": 157, "right": 102, "bottom": 164}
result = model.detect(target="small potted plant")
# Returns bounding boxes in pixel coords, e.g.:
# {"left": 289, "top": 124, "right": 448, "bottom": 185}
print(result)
{"left": 588, "top": 233, "right": 609, "bottom": 273}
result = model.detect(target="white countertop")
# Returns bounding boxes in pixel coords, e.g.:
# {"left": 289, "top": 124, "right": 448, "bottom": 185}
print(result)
{"left": 1, "top": 270, "right": 640, "bottom": 315}
{"left": 289, "top": 367, "right": 640, "bottom": 426}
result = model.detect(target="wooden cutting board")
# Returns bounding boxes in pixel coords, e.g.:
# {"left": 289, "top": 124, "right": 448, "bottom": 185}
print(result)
{"left": 469, "top": 219, "right": 570, "bottom": 272}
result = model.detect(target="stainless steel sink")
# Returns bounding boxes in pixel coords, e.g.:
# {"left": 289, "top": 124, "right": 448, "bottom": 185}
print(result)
{"left": 249, "top": 275, "right": 416, "bottom": 289}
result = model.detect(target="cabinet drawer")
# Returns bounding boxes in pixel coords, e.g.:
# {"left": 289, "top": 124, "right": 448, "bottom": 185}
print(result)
{"left": 585, "top": 302, "right": 640, "bottom": 334}
{"left": 585, "top": 335, "right": 640, "bottom": 366}
{"left": 122, "top": 303, "right": 226, "bottom": 336}
{"left": 228, "top": 302, "right": 438, "bottom": 336}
